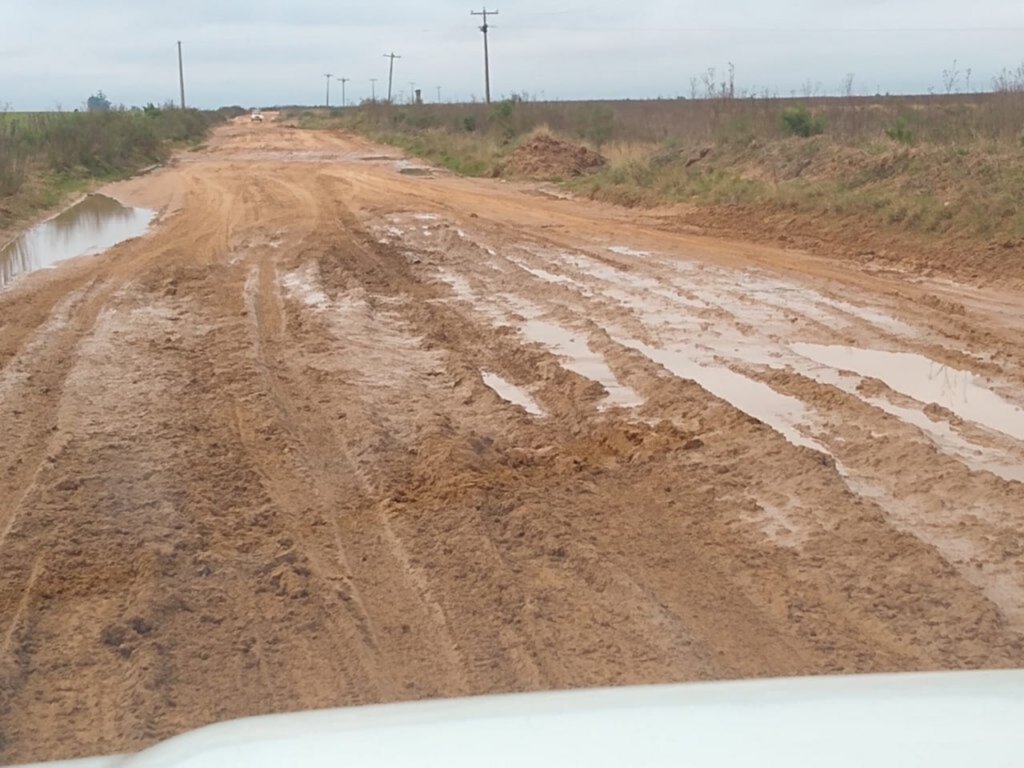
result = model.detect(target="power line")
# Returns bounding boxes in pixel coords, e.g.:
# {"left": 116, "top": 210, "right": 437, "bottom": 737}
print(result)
{"left": 383, "top": 52, "right": 401, "bottom": 103}
{"left": 495, "top": 23, "right": 1024, "bottom": 32}
{"left": 470, "top": 7, "right": 499, "bottom": 103}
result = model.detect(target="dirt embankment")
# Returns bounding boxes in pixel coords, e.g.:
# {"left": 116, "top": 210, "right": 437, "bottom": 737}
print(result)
{"left": 0, "top": 120, "right": 1022, "bottom": 765}
{"left": 576, "top": 137, "right": 1024, "bottom": 286}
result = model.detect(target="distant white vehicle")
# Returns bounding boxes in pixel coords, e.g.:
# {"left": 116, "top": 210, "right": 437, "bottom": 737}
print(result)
{"left": 12, "top": 671, "right": 1024, "bottom": 768}
{"left": 250, "top": 110, "right": 264, "bottom": 123}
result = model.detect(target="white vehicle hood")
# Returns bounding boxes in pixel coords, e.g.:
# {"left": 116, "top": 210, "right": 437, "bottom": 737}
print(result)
{"left": 16, "top": 671, "right": 1024, "bottom": 768}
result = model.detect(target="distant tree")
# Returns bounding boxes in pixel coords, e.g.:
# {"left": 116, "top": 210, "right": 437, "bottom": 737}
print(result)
{"left": 86, "top": 91, "right": 112, "bottom": 112}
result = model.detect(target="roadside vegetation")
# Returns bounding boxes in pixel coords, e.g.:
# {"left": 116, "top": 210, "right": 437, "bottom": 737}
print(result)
{"left": 294, "top": 81, "right": 1024, "bottom": 251}
{"left": 0, "top": 104, "right": 242, "bottom": 233}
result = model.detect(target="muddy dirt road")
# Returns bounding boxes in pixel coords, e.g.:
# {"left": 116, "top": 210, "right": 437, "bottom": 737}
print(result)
{"left": 1, "top": 118, "right": 1022, "bottom": 763}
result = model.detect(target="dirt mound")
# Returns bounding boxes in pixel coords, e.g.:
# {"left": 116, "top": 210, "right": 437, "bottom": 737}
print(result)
{"left": 504, "top": 135, "right": 606, "bottom": 180}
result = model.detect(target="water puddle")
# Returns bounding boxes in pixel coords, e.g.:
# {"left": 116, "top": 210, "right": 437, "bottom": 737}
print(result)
{"left": 517, "top": 264, "right": 575, "bottom": 286}
{"left": 791, "top": 344, "right": 1024, "bottom": 442}
{"left": 498, "top": 296, "right": 641, "bottom": 409}
{"left": 608, "top": 246, "right": 651, "bottom": 257}
{"left": 436, "top": 270, "right": 475, "bottom": 302}
{"left": 813, "top": 295, "right": 917, "bottom": 337}
{"left": 788, "top": 355, "right": 1024, "bottom": 483}
{"left": 557, "top": 252, "right": 707, "bottom": 309}
{"left": 730, "top": 273, "right": 916, "bottom": 337}
{"left": 481, "top": 372, "right": 544, "bottom": 416}
{"left": 619, "top": 338, "right": 830, "bottom": 455}
{"left": 1, "top": 194, "right": 154, "bottom": 289}
{"left": 399, "top": 167, "right": 434, "bottom": 176}
{"left": 505, "top": 255, "right": 590, "bottom": 291}
{"left": 433, "top": 270, "right": 641, "bottom": 409}
{"left": 281, "top": 268, "right": 331, "bottom": 309}
{"left": 521, "top": 318, "right": 643, "bottom": 408}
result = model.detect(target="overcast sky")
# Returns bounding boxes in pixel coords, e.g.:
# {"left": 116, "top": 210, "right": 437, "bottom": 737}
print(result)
{"left": 2, "top": 1, "right": 1022, "bottom": 110}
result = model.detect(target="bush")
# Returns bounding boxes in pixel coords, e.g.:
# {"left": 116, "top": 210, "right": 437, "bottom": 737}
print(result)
{"left": 781, "top": 106, "right": 825, "bottom": 138}
{"left": 492, "top": 99, "right": 518, "bottom": 139}
{"left": 885, "top": 117, "right": 915, "bottom": 145}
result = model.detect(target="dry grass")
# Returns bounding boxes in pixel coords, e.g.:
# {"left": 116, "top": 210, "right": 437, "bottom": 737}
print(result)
{"left": 292, "top": 91, "right": 1024, "bottom": 246}
{"left": 295, "top": 90, "right": 1024, "bottom": 147}
{"left": 571, "top": 136, "right": 1024, "bottom": 243}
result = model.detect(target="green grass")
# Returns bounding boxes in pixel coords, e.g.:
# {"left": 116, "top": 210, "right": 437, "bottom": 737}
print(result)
{"left": 1, "top": 107, "right": 230, "bottom": 232}
{"left": 380, "top": 131, "right": 509, "bottom": 177}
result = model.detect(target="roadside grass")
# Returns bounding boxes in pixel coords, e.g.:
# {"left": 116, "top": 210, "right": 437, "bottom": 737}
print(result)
{"left": 0, "top": 107, "right": 236, "bottom": 232}
{"left": 292, "top": 91, "right": 1024, "bottom": 246}
{"left": 386, "top": 130, "right": 510, "bottom": 176}
{"left": 572, "top": 137, "right": 1024, "bottom": 241}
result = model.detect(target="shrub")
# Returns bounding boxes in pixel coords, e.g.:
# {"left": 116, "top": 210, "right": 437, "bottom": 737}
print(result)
{"left": 492, "top": 99, "right": 518, "bottom": 139}
{"left": 492, "top": 99, "right": 515, "bottom": 123}
{"left": 781, "top": 106, "right": 825, "bottom": 137}
{"left": 885, "top": 117, "right": 915, "bottom": 145}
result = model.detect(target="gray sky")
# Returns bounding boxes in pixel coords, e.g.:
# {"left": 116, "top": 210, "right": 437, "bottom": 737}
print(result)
{"left": 2, "top": 1, "right": 1022, "bottom": 110}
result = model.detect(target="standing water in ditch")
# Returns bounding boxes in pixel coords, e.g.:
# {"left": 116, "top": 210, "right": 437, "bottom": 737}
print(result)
{"left": 0, "top": 194, "right": 154, "bottom": 289}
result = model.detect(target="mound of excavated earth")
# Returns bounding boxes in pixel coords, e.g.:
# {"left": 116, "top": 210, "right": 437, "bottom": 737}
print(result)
{"left": 504, "top": 134, "right": 607, "bottom": 179}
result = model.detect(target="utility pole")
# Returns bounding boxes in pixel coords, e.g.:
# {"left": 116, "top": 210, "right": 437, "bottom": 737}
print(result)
{"left": 370, "top": 78, "right": 378, "bottom": 102}
{"left": 337, "top": 77, "right": 349, "bottom": 107}
{"left": 383, "top": 52, "right": 401, "bottom": 103}
{"left": 409, "top": 82, "right": 416, "bottom": 104}
{"left": 177, "top": 41, "right": 186, "bottom": 109}
{"left": 470, "top": 8, "right": 498, "bottom": 103}
{"left": 436, "top": 86, "right": 442, "bottom": 103}
{"left": 324, "top": 73, "right": 333, "bottom": 107}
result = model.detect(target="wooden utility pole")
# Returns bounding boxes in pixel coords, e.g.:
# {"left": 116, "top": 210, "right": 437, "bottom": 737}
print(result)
{"left": 383, "top": 52, "right": 401, "bottom": 103}
{"left": 324, "top": 73, "right": 333, "bottom": 107}
{"left": 177, "top": 41, "right": 186, "bottom": 109}
{"left": 338, "top": 77, "right": 349, "bottom": 107}
{"left": 370, "top": 78, "right": 378, "bottom": 102}
{"left": 470, "top": 8, "right": 499, "bottom": 103}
